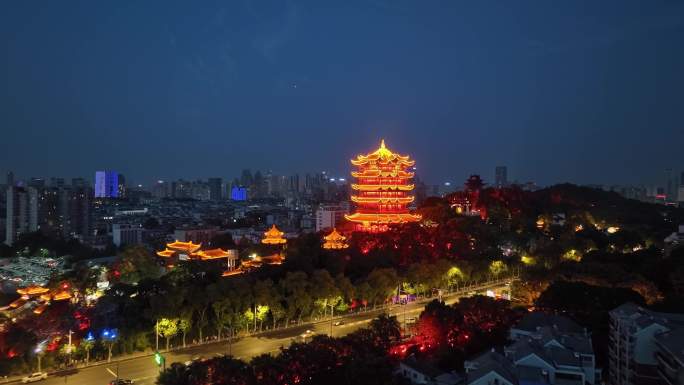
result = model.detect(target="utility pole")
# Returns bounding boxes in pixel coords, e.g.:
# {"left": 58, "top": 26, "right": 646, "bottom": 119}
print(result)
{"left": 67, "top": 330, "right": 73, "bottom": 365}
{"left": 329, "top": 304, "right": 334, "bottom": 337}
{"left": 155, "top": 319, "right": 159, "bottom": 351}
{"left": 254, "top": 304, "right": 257, "bottom": 333}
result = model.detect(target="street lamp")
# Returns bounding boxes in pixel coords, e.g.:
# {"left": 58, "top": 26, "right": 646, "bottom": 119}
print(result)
{"left": 66, "top": 330, "right": 73, "bottom": 365}
{"left": 34, "top": 340, "right": 46, "bottom": 372}
{"left": 83, "top": 331, "right": 95, "bottom": 364}
{"left": 101, "top": 328, "right": 118, "bottom": 362}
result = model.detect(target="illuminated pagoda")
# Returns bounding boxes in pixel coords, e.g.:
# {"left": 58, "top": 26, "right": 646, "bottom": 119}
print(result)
{"left": 322, "top": 228, "right": 349, "bottom": 249}
{"left": 345, "top": 139, "right": 421, "bottom": 232}
{"left": 261, "top": 225, "right": 287, "bottom": 245}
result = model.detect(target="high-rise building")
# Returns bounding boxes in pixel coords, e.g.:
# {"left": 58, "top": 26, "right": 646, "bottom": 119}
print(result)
{"left": 71, "top": 178, "right": 86, "bottom": 188}
{"left": 208, "top": 178, "right": 223, "bottom": 201}
{"left": 94, "top": 171, "right": 119, "bottom": 198}
{"left": 240, "top": 169, "right": 253, "bottom": 187}
{"left": 5, "top": 186, "right": 32, "bottom": 245}
{"left": 6, "top": 171, "right": 14, "bottom": 187}
{"left": 29, "top": 177, "right": 46, "bottom": 188}
{"left": 495, "top": 166, "right": 508, "bottom": 188}
{"left": 117, "top": 173, "right": 126, "bottom": 198}
{"left": 665, "top": 168, "right": 674, "bottom": 201}
{"left": 5, "top": 185, "right": 92, "bottom": 244}
{"left": 608, "top": 303, "right": 684, "bottom": 385}
{"left": 152, "top": 180, "right": 168, "bottom": 199}
{"left": 171, "top": 179, "right": 191, "bottom": 199}
{"left": 61, "top": 186, "right": 92, "bottom": 238}
{"left": 231, "top": 186, "right": 247, "bottom": 201}
{"left": 345, "top": 140, "right": 421, "bottom": 232}
{"left": 191, "top": 181, "right": 211, "bottom": 201}
{"left": 50, "top": 177, "right": 66, "bottom": 188}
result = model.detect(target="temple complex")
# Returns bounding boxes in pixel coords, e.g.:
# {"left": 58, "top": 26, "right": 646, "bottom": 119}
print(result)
{"left": 156, "top": 241, "right": 238, "bottom": 271}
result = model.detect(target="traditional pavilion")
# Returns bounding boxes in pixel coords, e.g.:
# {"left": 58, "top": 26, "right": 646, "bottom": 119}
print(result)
{"left": 322, "top": 228, "right": 349, "bottom": 249}
{"left": 345, "top": 140, "right": 421, "bottom": 232}
{"left": 156, "top": 241, "right": 239, "bottom": 271}
{"left": 261, "top": 225, "right": 287, "bottom": 245}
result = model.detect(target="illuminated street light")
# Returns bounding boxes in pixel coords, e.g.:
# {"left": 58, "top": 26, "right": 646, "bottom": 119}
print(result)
{"left": 34, "top": 340, "right": 47, "bottom": 372}
{"left": 102, "top": 328, "right": 118, "bottom": 362}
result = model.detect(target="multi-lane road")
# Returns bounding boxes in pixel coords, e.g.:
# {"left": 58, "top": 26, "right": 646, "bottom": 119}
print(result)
{"left": 8, "top": 280, "right": 513, "bottom": 385}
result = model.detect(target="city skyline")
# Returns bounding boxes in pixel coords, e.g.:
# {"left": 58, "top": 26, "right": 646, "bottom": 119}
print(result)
{"left": 2, "top": 2, "right": 684, "bottom": 186}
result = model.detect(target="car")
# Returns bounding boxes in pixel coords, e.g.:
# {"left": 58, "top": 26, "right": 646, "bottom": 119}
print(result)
{"left": 21, "top": 372, "right": 47, "bottom": 383}
{"left": 333, "top": 320, "right": 345, "bottom": 326}
{"left": 109, "top": 380, "right": 134, "bottom": 385}
{"left": 55, "top": 366, "right": 78, "bottom": 376}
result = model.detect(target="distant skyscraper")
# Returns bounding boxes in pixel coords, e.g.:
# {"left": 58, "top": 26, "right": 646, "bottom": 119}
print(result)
{"left": 495, "top": 166, "right": 508, "bottom": 188}
{"left": 665, "top": 168, "right": 674, "bottom": 201}
{"left": 231, "top": 186, "right": 247, "bottom": 201}
{"left": 5, "top": 186, "right": 32, "bottom": 245}
{"left": 5, "top": 184, "right": 91, "bottom": 244}
{"left": 50, "top": 177, "right": 65, "bottom": 188}
{"left": 117, "top": 174, "right": 126, "bottom": 198}
{"left": 208, "top": 178, "right": 223, "bottom": 201}
{"left": 94, "top": 171, "right": 119, "bottom": 198}
{"left": 152, "top": 180, "right": 168, "bottom": 199}
{"left": 6, "top": 171, "right": 14, "bottom": 187}
{"left": 71, "top": 178, "right": 86, "bottom": 188}
{"left": 240, "top": 169, "right": 253, "bottom": 187}
{"left": 29, "top": 177, "right": 46, "bottom": 188}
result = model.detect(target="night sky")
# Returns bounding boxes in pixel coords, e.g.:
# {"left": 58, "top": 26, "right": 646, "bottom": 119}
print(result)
{"left": 1, "top": 1, "right": 683, "bottom": 187}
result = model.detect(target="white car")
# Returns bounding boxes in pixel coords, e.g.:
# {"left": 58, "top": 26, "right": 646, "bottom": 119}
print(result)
{"left": 22, "top": 372, "right": 48, "bottom": 383}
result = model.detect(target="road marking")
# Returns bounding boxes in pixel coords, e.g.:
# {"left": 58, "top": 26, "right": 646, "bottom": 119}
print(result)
{"left": 133, "top": 375, "right": 157, "bottom": 381}
{"left": 106, "top": 367, "right": 117, "bottom": 377}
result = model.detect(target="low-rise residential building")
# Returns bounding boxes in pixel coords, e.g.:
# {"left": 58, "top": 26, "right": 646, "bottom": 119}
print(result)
{"left": 398, "top": 355, "right": 463, "bottom": 385}
{"left": 465, "top": 312, "right": 600, "bottom": 385}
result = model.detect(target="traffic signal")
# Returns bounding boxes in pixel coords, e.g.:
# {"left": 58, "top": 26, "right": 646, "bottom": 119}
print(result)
{"left": 154, "top": 351, "right": 163, "bottom": 366}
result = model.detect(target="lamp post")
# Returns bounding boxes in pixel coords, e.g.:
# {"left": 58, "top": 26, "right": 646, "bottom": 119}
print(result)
{"left": 329, "top": 303, "right": 335, "bottom": 337}
{"left": 155, "top": 319, "right": 159, "bottom": 352}
{"left": 66, "top": 330, "right": 73, "bottom": 365}
{"left": 34, "top": 341, "right": 46, "bottom": 373}
{"left": 102, "top": 329, "right": 118, "bottom": 363}
{"left": 254, "top": 304, "right": 257, "bottom": 333}
{"left": 83, "top": 332, "right": 94, "bottom": 364}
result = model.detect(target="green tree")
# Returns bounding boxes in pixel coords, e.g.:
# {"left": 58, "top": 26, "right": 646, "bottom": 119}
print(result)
{"left": 80, "top": 339, "right": 94, "bottom": 364}
{"left": 157, "top": 318, "right": 179, "bottom": 351}
{"left": 366, "top": 268, "right": 399, "bottom": 307}
{"left": 311, "top": 270, "right": 340, "bottom": 317}
{"left": 280, "top": 271, "right": 312, "bottom": 324}
{"left": 177, "top": 317, "right": 191, "bottom": 348}
{"left": 117, "top": 245, "right": 161, "bottom": 284}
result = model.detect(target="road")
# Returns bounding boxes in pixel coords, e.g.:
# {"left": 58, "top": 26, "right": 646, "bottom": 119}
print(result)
{"left": 12, "top": 280, "right": 513, "bottom": 385}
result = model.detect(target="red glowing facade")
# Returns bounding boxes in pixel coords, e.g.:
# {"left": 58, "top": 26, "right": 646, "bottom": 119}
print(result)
{"left": 345, "top": 140, "right": 421, "bottom": 232}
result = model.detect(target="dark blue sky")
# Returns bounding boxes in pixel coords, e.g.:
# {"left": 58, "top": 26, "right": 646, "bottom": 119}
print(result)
{"left": 1, "top": 1, "right": 683, "bottom": 186}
